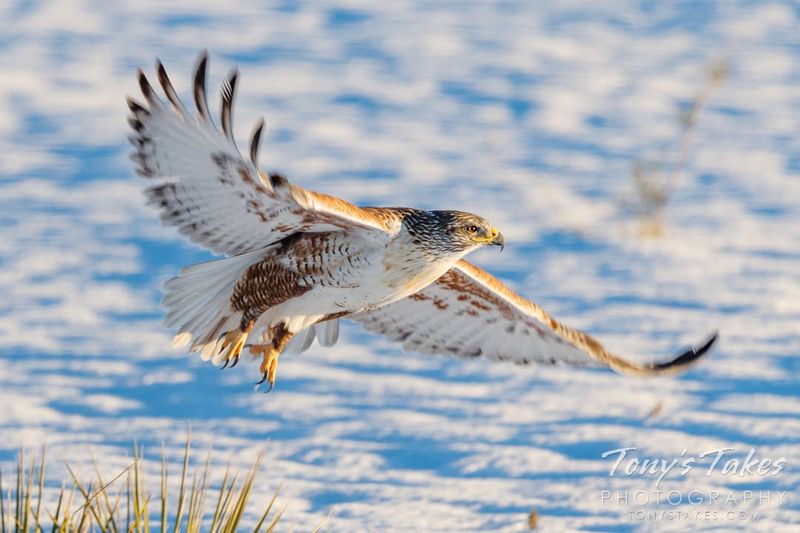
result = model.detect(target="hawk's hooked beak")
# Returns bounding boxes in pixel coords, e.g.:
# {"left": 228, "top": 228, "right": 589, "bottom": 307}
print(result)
{"left": 490, "top": 228, "right": 504, "bottom": 252}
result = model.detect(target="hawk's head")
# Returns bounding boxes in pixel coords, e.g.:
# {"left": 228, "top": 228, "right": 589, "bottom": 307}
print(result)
{"left": 403, "top": 210, "right": 504, "bottom": 257}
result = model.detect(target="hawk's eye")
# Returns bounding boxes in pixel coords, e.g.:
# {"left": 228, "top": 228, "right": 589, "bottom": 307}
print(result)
{"left": 466, "top": 225, "right": 479, "bottom": 234}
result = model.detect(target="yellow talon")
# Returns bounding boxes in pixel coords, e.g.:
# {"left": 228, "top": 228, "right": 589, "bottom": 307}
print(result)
{"left": 220, "top": 329, "right": 248, "bottom": 363}
{"left": 249, "top": 326, "right": 293, "bottom": 391}
{"left": 251, "top": 345, "right": 280, "bottom": 389}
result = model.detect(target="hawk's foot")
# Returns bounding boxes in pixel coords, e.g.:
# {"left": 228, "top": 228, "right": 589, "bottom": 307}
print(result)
{"left": 218, "top": 329, "right": 248, "bottom": 368}
{"left": 251, "top": 344, "right": 280, "bottom": 392}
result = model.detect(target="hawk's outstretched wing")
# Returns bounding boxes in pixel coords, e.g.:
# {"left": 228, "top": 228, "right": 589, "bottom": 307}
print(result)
{"left": 128, "top": 52, "right": 394, "bottom": 256}
{"left": 353, "top": 260, "right": 717, "bottom": 375}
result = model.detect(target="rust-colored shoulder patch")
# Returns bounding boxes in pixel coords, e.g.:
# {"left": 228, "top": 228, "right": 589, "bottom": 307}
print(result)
{"left": 289, "top": 186, "right": 405, "bottom": 232}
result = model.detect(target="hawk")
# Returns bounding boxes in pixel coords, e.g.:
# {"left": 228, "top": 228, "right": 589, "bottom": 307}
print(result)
{"left": 127, "top": 52, "right": 717, "bottom": 391}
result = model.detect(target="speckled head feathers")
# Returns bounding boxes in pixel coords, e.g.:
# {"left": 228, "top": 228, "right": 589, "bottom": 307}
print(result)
{"left": 402, "top": 210, "right": 503, "bottom": 255}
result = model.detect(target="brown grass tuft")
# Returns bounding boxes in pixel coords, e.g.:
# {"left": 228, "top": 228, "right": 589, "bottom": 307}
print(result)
{"left": 623, "top": 58, "right": 729, "bottom": 237}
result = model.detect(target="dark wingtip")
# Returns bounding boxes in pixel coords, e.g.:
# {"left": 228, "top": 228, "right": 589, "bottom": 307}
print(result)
{"left": 269, "top": 173, "right": 289, "bottom": 189}
{"left": 194, "top": 52, "right": 207, "bottom": 85}
{"left": 652, "top": 330, "right": 719, "bottom": 374}
{"left": 155, "top": 59, "right": 186, "bottom": 116}
{"left": 193, "top": 51, "right": 210, "bottom": 121}
{"left": 126, "top": 97, "right": 148, "bottom": 115}
{"left": 223, "top": 69, "right": 238, "bottom": 98}
{"left": 127, "top": 116, "right": 143, "bottom": 131}
{"left": 220, "top": 69, "right": 238, "bottom": 141}
{"left": 137, "top": 68, "right": 155, "bottom": 102}
{"left": 249, "top": 117, "right": 265, "bottom": 165}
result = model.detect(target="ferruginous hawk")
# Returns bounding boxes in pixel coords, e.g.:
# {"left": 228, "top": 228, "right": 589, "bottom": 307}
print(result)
{"left": 127, "top": 52, "right": 717, "bottom": 391}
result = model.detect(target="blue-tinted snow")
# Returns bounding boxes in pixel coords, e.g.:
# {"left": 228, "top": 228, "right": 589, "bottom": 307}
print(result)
{"left": 1, "top": 1, "right": 798, "bottom": 530}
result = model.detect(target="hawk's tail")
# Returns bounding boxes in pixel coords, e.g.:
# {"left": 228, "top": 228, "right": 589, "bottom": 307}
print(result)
{"left": 162, "top": 250, "right": 263, "bottom": 362}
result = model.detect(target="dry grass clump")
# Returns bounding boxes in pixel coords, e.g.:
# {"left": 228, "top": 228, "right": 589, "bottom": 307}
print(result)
{"left": 624, "top": 58, "right": 729, "bottom": 237}
{"left": 0, "top": 435, "right": 292, "bottom": 533}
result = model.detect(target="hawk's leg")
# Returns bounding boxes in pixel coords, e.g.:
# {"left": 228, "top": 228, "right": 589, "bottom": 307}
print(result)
{"left": 250, "top": 324, "right": 294, "bottom": 392}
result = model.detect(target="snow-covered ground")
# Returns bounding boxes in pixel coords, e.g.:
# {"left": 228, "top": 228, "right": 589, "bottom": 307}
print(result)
{"left": 1, "top": 1, "right": 798, "bottom": 530}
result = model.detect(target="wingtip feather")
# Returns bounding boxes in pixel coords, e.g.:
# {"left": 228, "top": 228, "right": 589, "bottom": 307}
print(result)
{"left": 653, "top": 330, "right": 718, "bottom": 373}
{"left": 612, "top": 330, "right": 719, "bottom": 377}
{"left": 220, "top": 68, "right": 239, "bottom": 141}
{"left": 156, "top": 59, "right": 188, "bottom": 116}
{"left": 193, "top": 51, "right": 211, "bottom": 122}
{"left": 249, "top": 117, "right": 265, "bottom": 165}
{"left": 137, "top": 68, "right": 157, "bottom": 104}
{"left": 126, "top": 97, "right": 148, "bottom": 116}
